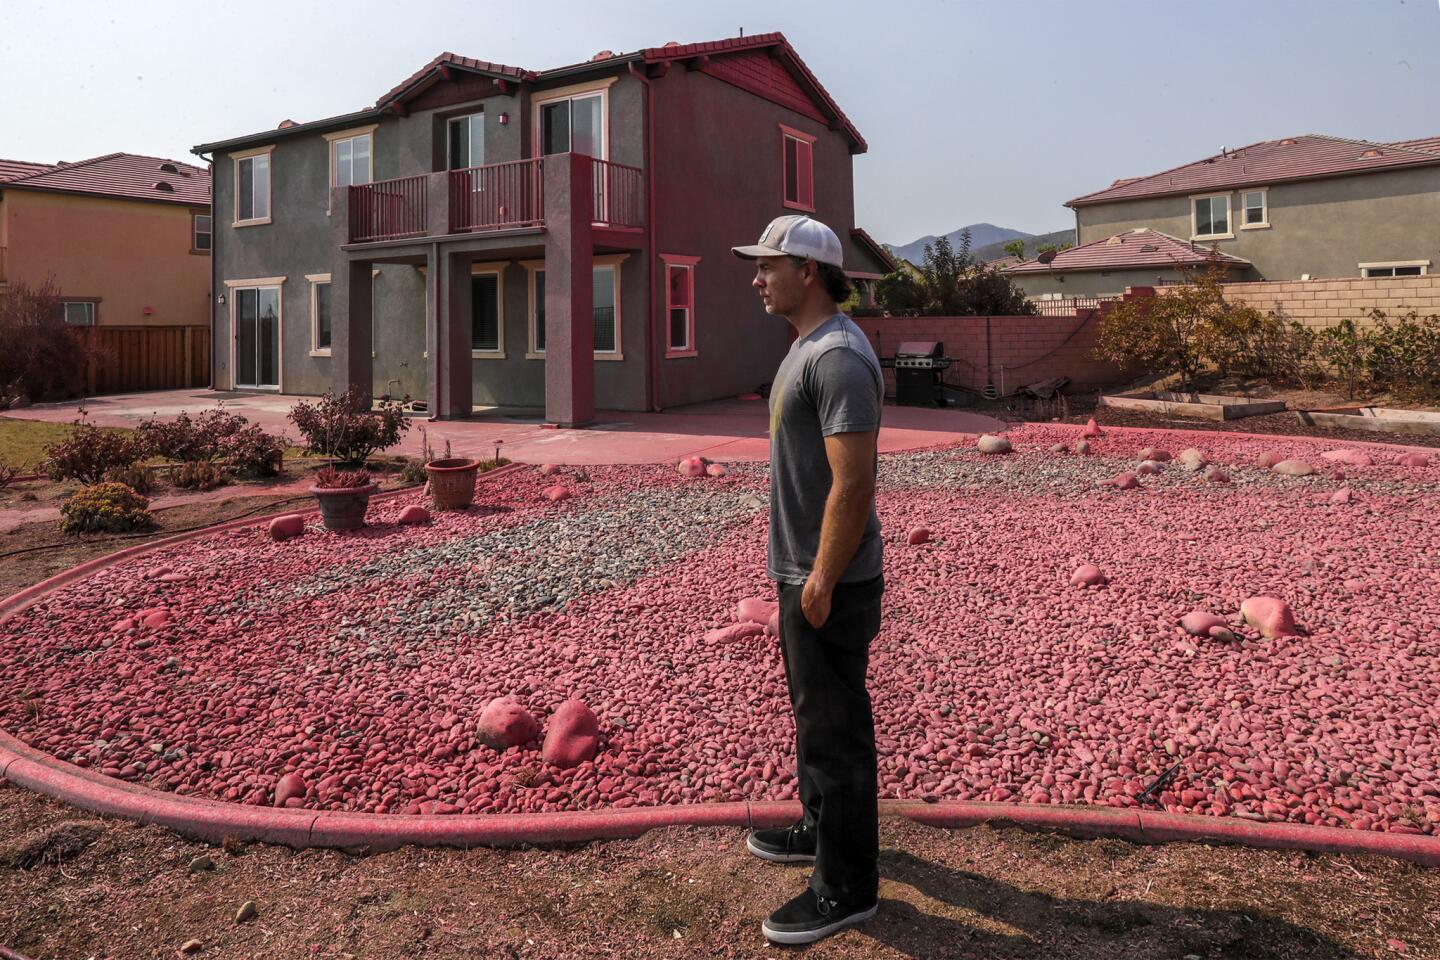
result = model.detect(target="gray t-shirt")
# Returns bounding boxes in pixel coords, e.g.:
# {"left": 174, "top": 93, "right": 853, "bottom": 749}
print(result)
{"left": 767, "top": 313, "right": 884, "bottom": 585}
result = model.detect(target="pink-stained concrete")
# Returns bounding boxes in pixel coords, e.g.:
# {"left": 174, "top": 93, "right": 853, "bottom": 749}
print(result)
{"left": 2, "top": 389, "right": 1004, "bottom": 465}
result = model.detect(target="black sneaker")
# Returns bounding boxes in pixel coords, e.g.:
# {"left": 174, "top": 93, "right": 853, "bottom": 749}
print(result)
{"left": 745, "top": 820, "right": 816, "bottom": 863}
{"left": 762, "top": 888, "right": 877, "bottom": 945}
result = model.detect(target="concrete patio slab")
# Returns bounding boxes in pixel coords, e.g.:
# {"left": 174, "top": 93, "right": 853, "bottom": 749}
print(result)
{"left": 5, "top": 389, "right": 1004, "bottom": 465}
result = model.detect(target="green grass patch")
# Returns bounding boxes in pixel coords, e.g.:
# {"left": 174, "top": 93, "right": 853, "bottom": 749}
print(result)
{"left": 0, "top": 417, "right": 141, "bottom": 471}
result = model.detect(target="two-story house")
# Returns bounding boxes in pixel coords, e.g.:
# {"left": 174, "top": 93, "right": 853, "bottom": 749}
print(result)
{"left": 1006, "top": 134, "right": 1440, "bottom": 298}
{"left": 191, "top": 32, "right": 892, "bottom": 426}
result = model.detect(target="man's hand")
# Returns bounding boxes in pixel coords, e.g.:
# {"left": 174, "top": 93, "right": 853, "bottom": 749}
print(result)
{"left": 801, "top": 574, "right": 833, "bottom": 629}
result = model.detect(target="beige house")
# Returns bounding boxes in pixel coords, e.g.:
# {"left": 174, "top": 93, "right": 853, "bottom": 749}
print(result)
{"left": 1007, "top": 134, "right": 1440, "bottom": 297}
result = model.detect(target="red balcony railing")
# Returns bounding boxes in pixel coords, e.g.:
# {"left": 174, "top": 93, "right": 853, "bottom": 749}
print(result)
{"left": 348, "top": 174, "right": 428, "bottom": 243}
{"left": 592, "top": 158, "right": 644, "bottom": 229}
{"left": 450, "top": 158, "right": 545, "bottom": 232}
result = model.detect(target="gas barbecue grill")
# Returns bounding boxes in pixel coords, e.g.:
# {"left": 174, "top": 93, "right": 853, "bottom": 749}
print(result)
{"left": 878, "top": 340, "right": 954, "bottom": 407}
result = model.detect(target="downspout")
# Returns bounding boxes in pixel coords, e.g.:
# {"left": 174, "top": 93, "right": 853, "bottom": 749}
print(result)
{"left": 628, "top": 61, "right": 661, "bottom": 413}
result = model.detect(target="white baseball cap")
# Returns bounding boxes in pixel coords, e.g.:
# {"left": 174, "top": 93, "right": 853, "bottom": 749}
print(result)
{"left": 732, "top": 214, "right": 844, "bottom": 269}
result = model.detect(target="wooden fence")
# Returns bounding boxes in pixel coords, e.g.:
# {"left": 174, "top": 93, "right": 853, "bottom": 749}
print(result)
{"left": 84, "top": 325, "right": 210, "bottom": 395}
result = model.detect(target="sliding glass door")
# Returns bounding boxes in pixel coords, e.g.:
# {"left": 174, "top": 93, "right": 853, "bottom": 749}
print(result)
{"left": 235, "top": 287, "right": 280, "bottom": 389}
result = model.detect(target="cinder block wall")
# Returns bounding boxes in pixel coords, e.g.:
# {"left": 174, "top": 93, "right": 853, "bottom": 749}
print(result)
{"left": 1220, "top": 275, "right": 1440, "bottom": 330}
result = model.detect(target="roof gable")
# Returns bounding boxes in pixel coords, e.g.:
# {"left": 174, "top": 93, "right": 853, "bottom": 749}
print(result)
{"left": 4, "top": 152, "right": 210, "bottom": 206}
{"left": 1006, "top": 228, "right": 1250, "bottom": 274}
{"left": 1069, "top": 134, "right": 1440, "bottom": 207}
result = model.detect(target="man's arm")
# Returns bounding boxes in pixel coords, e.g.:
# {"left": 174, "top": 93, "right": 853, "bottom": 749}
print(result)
{"left": 808, "top": 428, "right": 878, "bottom": 593}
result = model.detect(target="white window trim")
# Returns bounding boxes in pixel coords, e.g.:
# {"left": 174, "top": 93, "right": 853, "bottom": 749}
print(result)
{"left": 305, "top": 273, "right": 331, "bottom": 356}
{"left": 1190, "top": 192, "right": 1233, "bottom": 240}
{"left": 231, "top": 144, "right": 275, "bottom": 227}
{"left": 531, "top": 77, "right": 615, "bottom": 162}
{"left": 1359, "top": 260, "right": 1431, "bottom": 277}
{"left": 662, "top": 255, "right": 701, "bottom": 358}
{"left": 323, "top": 124, "right": 378, "bottom": 213}
{"left": 62, "top": 301, "right": 97, "bottom": 326}
{"left": 521, "top": 253, "right": 628, "bottom": 360}
{"left": 224, "top": 278, "right": 285, "bottom": 392}
{"left": 192, "top": 212, "right": 212, "bottom": 252}
{"left": 1239, "top": 187, "right": 1270, "bottom": 230}
{"left": 469, "top": 261, "right": 509, "bottom": 359}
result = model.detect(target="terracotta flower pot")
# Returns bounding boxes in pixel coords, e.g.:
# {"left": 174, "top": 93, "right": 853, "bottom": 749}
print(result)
{"left": 424, "top": 457, "right": 480, "bottom": 510}
{"left": 311, "top": 483, "right": 378, "bottom": 531}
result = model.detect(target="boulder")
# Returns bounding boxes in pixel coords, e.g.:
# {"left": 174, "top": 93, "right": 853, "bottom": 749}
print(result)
{"left": 766, "top": 609, "right": 781, "bottom": 637}
{"left": 540, "top": 463, "right": 561, "bottom": 475}
{"left": 736, "top": 597, "right": 778, "bottom": 626}
{"left": 1330, "top": 487, "right": 1353, "bottom": 505}
{"left": 477, "top": 697, "right": 540, "bottom": 751}
{"left": 705, "top": 463, "right": 728, "bottom": 477}
{"left": 1081, "top": 418, "right": 1103, "bottom": 438}
{"left": 907, "top": 526, "right": 932, "bottom": 545}
{"left": 1257, "top": 451, "right": 1284, "bottom": 469}
{"left": 397, "top": 504, "right": 431, "bottom": 525}
{"left": 142, "top": 608, "right": 171, "bottom": 630}
{"left": 268, "top": 514, "right": 306, "bottom": 541}
{"left": 1049, "top": 442, "right": 1069, "bottom": 454}
{"left": 1321, "top": 449, "right": 1373, "bottom": 467}
{"left": 1204, "top": 467, "right": 1231, "bottom": 484}
{"left": 1177, "top": 448, "right": 1207, "bottom": 472}
{"left": 705, "top": 622, "right": 766, "bottom": 644}
{"left": 1180, "top": 610, "right": 1227, "bottom": 637}
{"left": 1272, "top": 459, "right": 1314, "bottom": 477}
{"left": 1070, "top": 563, "right": 1106, "bottom": 587}
{"left": 1241, "top": 596, "right": 1297, "bottom": 638}
{"left": 542, "top": 485, "right": 571, "bottom": 502}
{"left": 1074, "top": 439, "right": 1093, "bottom": 455}
{"left": 677, "top": 456, "right": 709, "bottom": 478}
{"left": 1137, "top": 447, "right": 1172, "bottom": 462}
{"left": 1208, "top": 626, "right": 1238, "bottom": 643}
{"left": 542, "top": 699, "right": 600, "bottom": 768}
{"left": 273, "top": 772, "right": 308, "bottom": 807}
{"left": 976, "top": 434, "right": 1012, "bottom": 454}
{"left": 1136, "top": 460, "right": 1162, "bottom": 475}
{"left": 1108, "top": 472, "right": 1141, "bottom": 490}
{"left": 1396, "top": 453, "right": 1431, "bottom": 468}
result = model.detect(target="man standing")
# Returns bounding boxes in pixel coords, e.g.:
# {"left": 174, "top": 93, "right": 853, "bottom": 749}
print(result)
{"left": 732, "top": 215, "right": 886, "bottom": 946}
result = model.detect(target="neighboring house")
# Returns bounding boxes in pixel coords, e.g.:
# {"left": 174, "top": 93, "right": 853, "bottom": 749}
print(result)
{"left": 191, "top": 31, "right": 891, "bottom": 426}
{"left": 1007, "top": 134, "right": 1440, "bottom": 297}
{"left": 1006, "top": 228, "right": 1249, "bottom": 297}
{"left": 0, "top": 153, "right": 212, "bottom": 327}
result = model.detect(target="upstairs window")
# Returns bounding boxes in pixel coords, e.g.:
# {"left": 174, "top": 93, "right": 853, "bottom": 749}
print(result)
{"left": 192, "top": 213, "right": 212, "bottom": 252}
{"left": 331, "top": 133, "right": 372, "bottom": 188}
{"left": 448, "top": 112, "right": 485, "bottom": 170}
{"left": 1241, "top": 189, "right": 1268, "bottom": 228}
{"left": 780, "top": 125, "right": 816, "bottom": 212}
{"left": 539, "top": 92, "right": 604, "bottom": 159}
{"left": 234, "top": 149, "right": 272, "bottom": 224}
{"left": 1192, "top": 193, "right": 1231, "bottom": 239}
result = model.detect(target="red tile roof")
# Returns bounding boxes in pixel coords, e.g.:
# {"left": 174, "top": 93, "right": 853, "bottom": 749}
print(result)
{"left": 0, "top": 158, "right": 58, "bottom": 182}
{"left": 1005, "top": 229, "right": 1250, "bottom": 274}
{"left": 1068, "top": 134, "right": 1440, "bottom": 206}
{"left": 373, "top": 52, "right": 532, "bottom": 111}
{"left": 3, "top": 152, "right": 209, "bottom": 206}
{"left": 1390, "top": 134, "right": 1440, "bottom": 153}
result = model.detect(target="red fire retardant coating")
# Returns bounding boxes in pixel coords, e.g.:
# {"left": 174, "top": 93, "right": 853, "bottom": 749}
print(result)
{"left": 1241, "top": 596, "right": 1298, "bottom": 639}
{"left": 397, "top": 505, "right": 431, "bottom": 525}
{"left": 268, "top": 514, "right": 306, "bottom": 541}
{"left": 1070, "top": 564, "right": 1106, "bottom": 588}
{"left": 907, "top": 526, "right": 932, "bottom": 545}
{"left": 477, "top": 697, "right": 540, "bottom": 751}
{"left": 541, "top": 700, "right": 600, "bottom": 769}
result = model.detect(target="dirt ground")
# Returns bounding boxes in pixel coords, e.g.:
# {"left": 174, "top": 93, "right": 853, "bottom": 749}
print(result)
{"left": 2, "top": 437, "right": 1438, "bottom": 959}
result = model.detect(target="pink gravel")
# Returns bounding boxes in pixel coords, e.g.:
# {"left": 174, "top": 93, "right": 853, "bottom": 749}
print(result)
{"left": 1, "top": 426, "right": 1438, "bottom": 837}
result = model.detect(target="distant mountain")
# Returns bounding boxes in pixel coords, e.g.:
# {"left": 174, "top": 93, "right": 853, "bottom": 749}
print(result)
{"left": 889, "top": 224, "right": 1075, "bottom": 266}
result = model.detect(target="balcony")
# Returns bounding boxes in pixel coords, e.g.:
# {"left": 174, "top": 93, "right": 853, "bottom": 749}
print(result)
{"left": 346, "top": 155, "right": 644, "bottom": 245}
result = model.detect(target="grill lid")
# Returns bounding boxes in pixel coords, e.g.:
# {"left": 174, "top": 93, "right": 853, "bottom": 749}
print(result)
{"left": 894, "top": 340, "right": 944, "bottom": 358}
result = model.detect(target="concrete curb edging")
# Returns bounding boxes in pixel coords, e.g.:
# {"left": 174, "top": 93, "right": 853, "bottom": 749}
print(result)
{"left": 2, "top": 456, "right": 1438, "bottom": 866}
{"left": 3, "top": 731, "right": 1438, "bottom": 864}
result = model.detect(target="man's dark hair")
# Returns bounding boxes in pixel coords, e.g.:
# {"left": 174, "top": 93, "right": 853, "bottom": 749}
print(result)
{"left": 788, "top": 255, "right": 854, "bottom": 305}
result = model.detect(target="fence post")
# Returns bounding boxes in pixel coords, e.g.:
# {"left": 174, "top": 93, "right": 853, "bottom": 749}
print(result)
{"left": 184, "top": 327, "right": 194, "bottom": 388}
{"left": 86, "top": 327, "right": 98, "bottom": 395}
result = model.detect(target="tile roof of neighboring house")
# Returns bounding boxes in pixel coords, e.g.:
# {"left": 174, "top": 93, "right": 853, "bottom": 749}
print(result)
{"left": 1067, "top": 134, "right": 1440, "bottom": 206}
{"left": 2, "top": 152, "right": 209, "bottom": 206}
{"left": 1005, "top": 228, "right": 1250, "bottom": 274}
{"left": 196, "top": 32, "right": 865, "bottom": 154}
{"left": 0, "top": 157, "right": 58, "bottom": 182}
{"left": 985, "top": 255, "right": 1023, "bottom": 270}
{"left": 1390, "top": 134, "right": 1440, "bottom": 153}
{"left": 849, "top": 228, "right": 897, "bottom": 274}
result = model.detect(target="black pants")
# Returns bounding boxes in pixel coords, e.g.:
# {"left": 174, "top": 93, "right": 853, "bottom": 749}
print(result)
{"left": 776, "top": 573, "right": 884, "bottom": 905}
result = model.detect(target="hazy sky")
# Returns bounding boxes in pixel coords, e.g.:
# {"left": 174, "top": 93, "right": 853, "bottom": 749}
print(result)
{"left": 3, "top": 0, "right": 1438, "bottom": 244}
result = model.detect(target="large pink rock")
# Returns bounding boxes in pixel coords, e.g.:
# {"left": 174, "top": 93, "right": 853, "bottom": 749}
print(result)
{"left": 268, "top": 514, "right": 305, "bottom": 541}
{"left": 907, "top": 526, "right": 932, "bottom": 545}
{"left": 1180, "top": 610, "right": 1227, "bottom": 637}
{"left": 1330, "top": 487, "right": 1353, "bottom": 505}
{"left": 477, "top": 697, "right": 539, "bottom": 751}
{"left": 1136, "top": 460, "right": 1162, "bottom": 475}
{"left": 705, "top": 463, "right": 728, "bottom": 477}
{"left": 1081, "top": 418, "right": 1103, "bottom": 438}
{"left": 397, "top": 504, "right": 431, "bottom": 525}
{"left": 766, "top": 610, "right": 781, "bottom": 637}
{"left": 1204, "top": 466, "right": 1231, "bottom": 484}
{"left": 1396, "top": 453, "right": 1431, "bottom": 468}
{"left": 540, "top": 463, "right": 561, "bottom": 475}
{"left": 542, "top": 485, "right": 571, "bottom": 502}
{"left": 705, "top": 622, "right": 766, "bottom": 644}
{"left": 677, "top": 456, "right": 709, "bottom": 478}
{"left": 1257, "top": 451, "right": 1284, "bottom": 469}
{"left": 1108, "top": 472, "right": 1141, "bottom": 490}
{"left": 977, "top": 434, "right": 1012, "bottom": 454}
{"left": 1273, "top": 459, "right": 1314, "bottom": 477}
{"left": 273, "top": 772, "right": 308, "bottom": 807}
{"left": 736, "top": 597, "right": 778, "bottom": 625}
{"left": 1321, "top": 449, "right": 1373, "bottom": 467}
{"left": 542, "top": 699, "right": 600, "bottom": 768}
{"left": 1241, "top": 596, "right": 1297, "bottom": 638}
{"left": 1070, "top": 564, "right": 1106, "bottom": 587}
{"left": 1137, "top": 447, "right": 1172, "bottom": 462}
{"left": 141, "top": 608, "right": 171, "bottom": 630}
{"left": 1074, "top": 439, "right": 1093, "bottom": 455}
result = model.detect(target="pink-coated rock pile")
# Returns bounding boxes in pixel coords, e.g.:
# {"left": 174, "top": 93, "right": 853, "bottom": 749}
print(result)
{"left": 2, "top": 433, "right": 1437, "bottom": 837}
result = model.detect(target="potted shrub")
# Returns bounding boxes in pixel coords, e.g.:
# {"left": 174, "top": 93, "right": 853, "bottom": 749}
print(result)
{"left": 311, "top": 466, "right": 377, "bottom": 531}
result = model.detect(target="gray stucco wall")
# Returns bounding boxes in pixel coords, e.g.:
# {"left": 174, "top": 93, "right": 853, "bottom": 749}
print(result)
{"left": 1009, "top": 267, "right": 1195, "bottom": 298}
{"left": 1074, "top": 165, "right": 1440, "bottom": 282}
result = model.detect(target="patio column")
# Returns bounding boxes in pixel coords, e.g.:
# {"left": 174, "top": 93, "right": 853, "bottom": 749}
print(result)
{"left": 426, "top": 248, "right": 473, "bottom": 420}
{"left": 329, "top": 258, "right": 373, "bottom": 398}
{"left": 542, "top": 153, "right": 594, "bottom": 428}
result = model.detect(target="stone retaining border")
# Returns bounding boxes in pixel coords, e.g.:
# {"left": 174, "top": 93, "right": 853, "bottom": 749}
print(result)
{"left": 2, "top": 454, "right": 1438, "bottom": 866}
